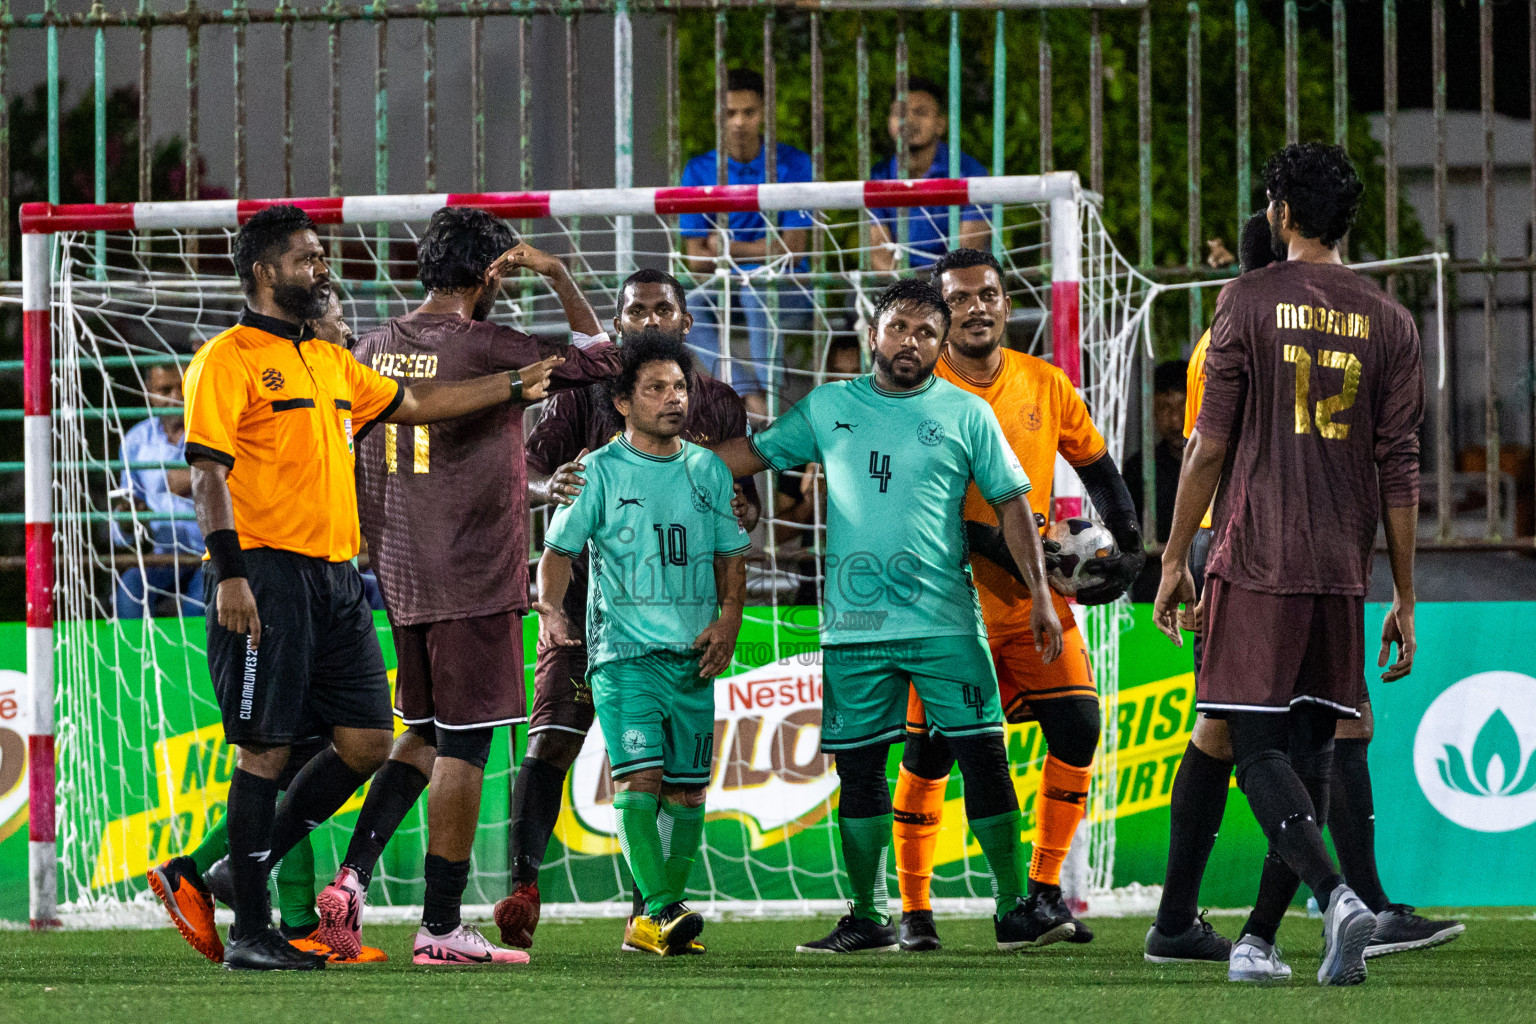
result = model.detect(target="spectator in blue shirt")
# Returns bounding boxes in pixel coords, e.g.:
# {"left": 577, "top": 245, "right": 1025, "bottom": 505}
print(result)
{"left": 680, "top": 68, "right": 814, "bottom": 421}
{"left": 111, "top": 363, "right": 205, "bottom": 618}
{"left": 870, "top": 76, "right": 990, "bottom": 271}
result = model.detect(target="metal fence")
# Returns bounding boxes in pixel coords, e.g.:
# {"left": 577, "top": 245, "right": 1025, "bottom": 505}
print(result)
{"left": 0, "top": 0, "right": 1531, "bottom": 551}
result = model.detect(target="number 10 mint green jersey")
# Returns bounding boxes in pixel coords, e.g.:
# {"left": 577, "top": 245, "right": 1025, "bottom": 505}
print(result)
{"left": 543, "top": 436, "right": 751, "bottom": 669}
{"left": 749, "top": 374, "right": 1032, "bottom": 645}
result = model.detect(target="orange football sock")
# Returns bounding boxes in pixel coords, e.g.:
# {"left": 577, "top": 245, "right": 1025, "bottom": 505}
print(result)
{"left": 1029, "top": 755, "right": 1093, "bottom": 887}
{"left": 892, "top": 767, "right": 946, "bottom": 912}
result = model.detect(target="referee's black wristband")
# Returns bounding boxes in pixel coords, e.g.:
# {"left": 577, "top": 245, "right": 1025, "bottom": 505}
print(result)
{"left": 205, "top": 529, "right": 248, "bottom": 583}
{"left": 508, "top": 369, "right": 524, "bottom": 404}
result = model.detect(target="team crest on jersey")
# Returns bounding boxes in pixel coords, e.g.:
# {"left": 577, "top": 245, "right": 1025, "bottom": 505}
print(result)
{"left": 691, "top": 487, "right": 713, "bottom": 513}
{"left": 824, "top": 711, "right": 845, "bottom": 735}
{"left": 621, "top": 729, "right": 648, "bottom": 755}
{"left": 1021, "top": 403, "right": 1043, "bottom": 431}
{"left": 916, "top": 419, "right": 945, "bottom": 447}
{"left": 261, "top": 368, "right": 284, "bottom": 391}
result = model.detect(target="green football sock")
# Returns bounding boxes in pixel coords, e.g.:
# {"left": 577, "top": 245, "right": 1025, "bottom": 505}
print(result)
{"left": 838, "top": 813, "right": 894, "bottom": 923}
{"left": 275, "top": 833, "right": 319, "bottom": 932}
{"left": 614, "top": 790, "right": 670, "bottom": 917}
{"left": 658, "top": 800, "right": 705, "bottom": 905}
{"left": 187, "top": 816, "right": 228, "bottom": 875}
{"left": 969, "top": 809, "right": 1025, "bottom": 918}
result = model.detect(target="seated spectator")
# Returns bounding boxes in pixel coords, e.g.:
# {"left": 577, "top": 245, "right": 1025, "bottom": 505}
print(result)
{"left": 870, "top": 76, "right": 990, "bottom": 270}
{"left": 111, "top": 363, "right": 205, "bottom": 618}
{"left": 680, "top": 67, "right": 814, "bottom": 422}
{"left": 1127, "top": 359, "right": 1188, "bottom": 601}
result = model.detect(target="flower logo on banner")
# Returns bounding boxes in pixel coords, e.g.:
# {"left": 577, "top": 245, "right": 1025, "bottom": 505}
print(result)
{"left": 1414, "top": 671, "right": 1536, "bottom": 833}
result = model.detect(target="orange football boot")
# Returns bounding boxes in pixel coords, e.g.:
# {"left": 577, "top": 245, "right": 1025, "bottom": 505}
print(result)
{"left": 147, "top": 857, "right": 223, "bottom": 964}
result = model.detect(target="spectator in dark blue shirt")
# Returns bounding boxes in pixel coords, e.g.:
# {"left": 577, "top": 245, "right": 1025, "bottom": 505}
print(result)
{"left": 680, "top": 68, "right": 814, "bottom": 421}
{"left": 110, "top": 363, "right": 205, "bottom": 618}
{"left": 870, "top": 76, "right": 990, "bottom": 271}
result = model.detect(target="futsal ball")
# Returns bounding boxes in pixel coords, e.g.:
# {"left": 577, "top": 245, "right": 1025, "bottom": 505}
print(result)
{"left": 1046, "top": 517, "right": 1117, "bottom": 595}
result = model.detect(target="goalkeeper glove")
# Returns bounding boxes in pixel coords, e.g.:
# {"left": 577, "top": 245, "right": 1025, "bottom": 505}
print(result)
{"left": 1073, "top": 513, "right": 1145, "bottom": 606}
{"left": 965, "top": 518, "right": 1062, "bottom": 585}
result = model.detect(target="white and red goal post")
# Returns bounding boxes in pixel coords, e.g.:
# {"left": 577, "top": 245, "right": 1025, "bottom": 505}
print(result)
{"left": 20, "top": 173, "right": 1089, "bottom": 927}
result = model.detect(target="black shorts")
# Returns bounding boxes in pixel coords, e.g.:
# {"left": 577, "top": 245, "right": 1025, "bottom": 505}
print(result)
{"left": 528, "top": 636, "right": 594, "bottom": 737}
{"left": 206, "top": 548, "right": 393, "bottom": 746}
{"left": 393, "top": 611, "right": 528, "bottom": 730}
{"left": 528, "top": 556, "right": 593, "bottom": 738}
{"left": 1198, "top": 576, "right": 1365, "bottom": 720}
{"left": 1189, "top": 525, "right": 1214, "bottom": 681}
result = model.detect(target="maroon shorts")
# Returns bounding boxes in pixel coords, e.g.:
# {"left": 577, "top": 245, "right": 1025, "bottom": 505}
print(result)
{"left": 392, "top": 611, "right": 527, "bottom": 729}
{"left": 1198, "top": 577, "right": 1365, "bottom": 719}
{"left": 528, "top": 636, "right": 594, "bottom": 736}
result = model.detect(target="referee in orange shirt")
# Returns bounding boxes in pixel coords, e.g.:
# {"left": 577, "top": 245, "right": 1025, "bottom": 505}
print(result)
{"left": 182, "top": 205, "right": 564, "bottom": 971}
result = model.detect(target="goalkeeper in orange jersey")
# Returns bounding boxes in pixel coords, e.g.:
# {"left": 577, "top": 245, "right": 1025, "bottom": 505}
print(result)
{"left": 893, "top": 248, "right": 1144, "bottom": 951}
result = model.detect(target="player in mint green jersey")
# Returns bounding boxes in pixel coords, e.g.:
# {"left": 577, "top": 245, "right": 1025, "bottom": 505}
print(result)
{"left": 538, "top": 329, "right": 749, "bottom": 956}
{"left": 709, "top": 279, "right": 1066, "bottom": 953}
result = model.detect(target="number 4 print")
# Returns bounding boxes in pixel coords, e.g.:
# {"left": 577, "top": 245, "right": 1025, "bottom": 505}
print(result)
{"left": 1284, "top": 345, "right": 1362, "bottom": 439}
{"left": 868, "top": 451, "right": 892, "bottom": 493}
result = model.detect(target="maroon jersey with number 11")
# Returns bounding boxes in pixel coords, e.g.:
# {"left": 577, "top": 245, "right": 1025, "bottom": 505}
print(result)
{"left": 353, "top": 313, "right": 620, "bottom": 626}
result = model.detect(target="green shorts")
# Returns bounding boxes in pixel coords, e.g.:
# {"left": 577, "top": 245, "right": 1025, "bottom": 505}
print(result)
{"left": 820, "top": 634, "right": 1003, "bottom": 751}
{"left": 589, "top": 649, "right": 716, "bottom": 787}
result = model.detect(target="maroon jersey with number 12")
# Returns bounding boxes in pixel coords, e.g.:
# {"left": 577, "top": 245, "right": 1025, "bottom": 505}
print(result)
{"left": 353, "top": 313, "right": 620, "bottom": 625}
{"left": 1196, "top": 260, "right": 1424, "bottom": 597}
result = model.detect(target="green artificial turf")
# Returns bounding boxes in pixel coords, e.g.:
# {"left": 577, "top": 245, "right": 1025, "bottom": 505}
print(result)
{"left": 0, "top": 911, "right": 1531, "bottom": 1024}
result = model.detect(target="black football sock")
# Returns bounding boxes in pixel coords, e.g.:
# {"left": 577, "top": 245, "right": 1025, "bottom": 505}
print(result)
{"left": 1234, "top": 750, "right": 1342, "bottom": 909}
{"left": 1328, "top": 738, "right": 1391, "bottom": 914}
{"left": 1241, "top": 850, "right": 1300, "bottom": 944}
{"left": 269, "top": 747, "right": 373, "bottom": 869}
{"left": 225, "top": 768, "right": 280, "bottom": 940}
{"left": 1154, "top": 743, "right": 1233, "bottom": 936}
{"left": 422, "top": 855, "right": 472, "bottom": 936}
{"left": 342, "top": 759, "right": 430, "bottom": 888}
{"left": 631, "top": 884, "right": 646, "bottom": 918}
{"left": 509, "top": 758, "right": 568, "bottom": 885}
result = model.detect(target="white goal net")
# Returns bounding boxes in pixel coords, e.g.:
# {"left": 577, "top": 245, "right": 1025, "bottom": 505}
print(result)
{"left": 20, "top": 174, "right": 1151, "bottom": 925}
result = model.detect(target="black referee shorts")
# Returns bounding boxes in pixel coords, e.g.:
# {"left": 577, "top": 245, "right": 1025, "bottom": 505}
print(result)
{"left": 205, "top": 548, "right": 392, "bottom": 747}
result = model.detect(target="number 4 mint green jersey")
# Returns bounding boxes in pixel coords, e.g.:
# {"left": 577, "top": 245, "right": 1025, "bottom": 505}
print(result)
{"left": 543, "top": 435, "right": 751, "bottom": 669}
{"left": 749, "top": 373, "right": 1032, "bottom": 645}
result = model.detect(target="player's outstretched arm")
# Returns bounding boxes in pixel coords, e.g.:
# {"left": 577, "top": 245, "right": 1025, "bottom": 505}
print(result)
{"left": 490, "top": 243, "right": 603, "bottom": 339}
{"left": 994, "top": 496, "right": 1064, "bottom": 663}
{"left": 1379, "top": 502, "right": 1417, "bottom": 682}
{"left": 533, "top": 549, "right": 582, "bottom": 649}
{"left": 1153, "top": 427, "right": 1226, "bottom": 644}
{"left": 189, "top": 458, "right": 261, "bottom": 648}
{"left": 694, "top": 553, "right": 747, "bottom": 679}
{"left": 389, "top": 353, "right": 564, "bottom": 424}
{"left": 705, "top": 436, "right": 769, "bottom": 480}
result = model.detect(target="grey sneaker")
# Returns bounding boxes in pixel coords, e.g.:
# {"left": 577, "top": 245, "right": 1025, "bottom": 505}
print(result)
{"left": 1317, "top": 885, "right": 1375, "bottom": 987}
{"left": 1228, "top": 934, "right": 1292, "bottom": 983}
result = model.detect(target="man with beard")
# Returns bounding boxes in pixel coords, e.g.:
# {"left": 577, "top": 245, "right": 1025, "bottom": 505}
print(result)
{"left": 180, "top": 204, "right": 563, "bottom": 970}
{"left": 890, "top": 248, "right": 1144, "bottom": 952}
{"left": 313, "top": 206, "right": 621, "bottom": 966}
{"left": 709, "top": 279, "right": 1065, "bottom": 954}
{"left": 494, "top": 266, "right": 759, "bottom": 951}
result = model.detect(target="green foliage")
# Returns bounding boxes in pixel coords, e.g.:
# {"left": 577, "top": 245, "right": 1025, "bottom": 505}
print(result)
{"left": 674, "top": 9, "right": 1426, "bottom": 277}
{"left": 6, "top": 82, "right": 192, "bottom": 275}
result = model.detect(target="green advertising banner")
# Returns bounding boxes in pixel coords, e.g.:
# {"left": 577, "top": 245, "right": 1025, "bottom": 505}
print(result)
{"left": 1, "top": 602, "right": 1532, "bottom": 923}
